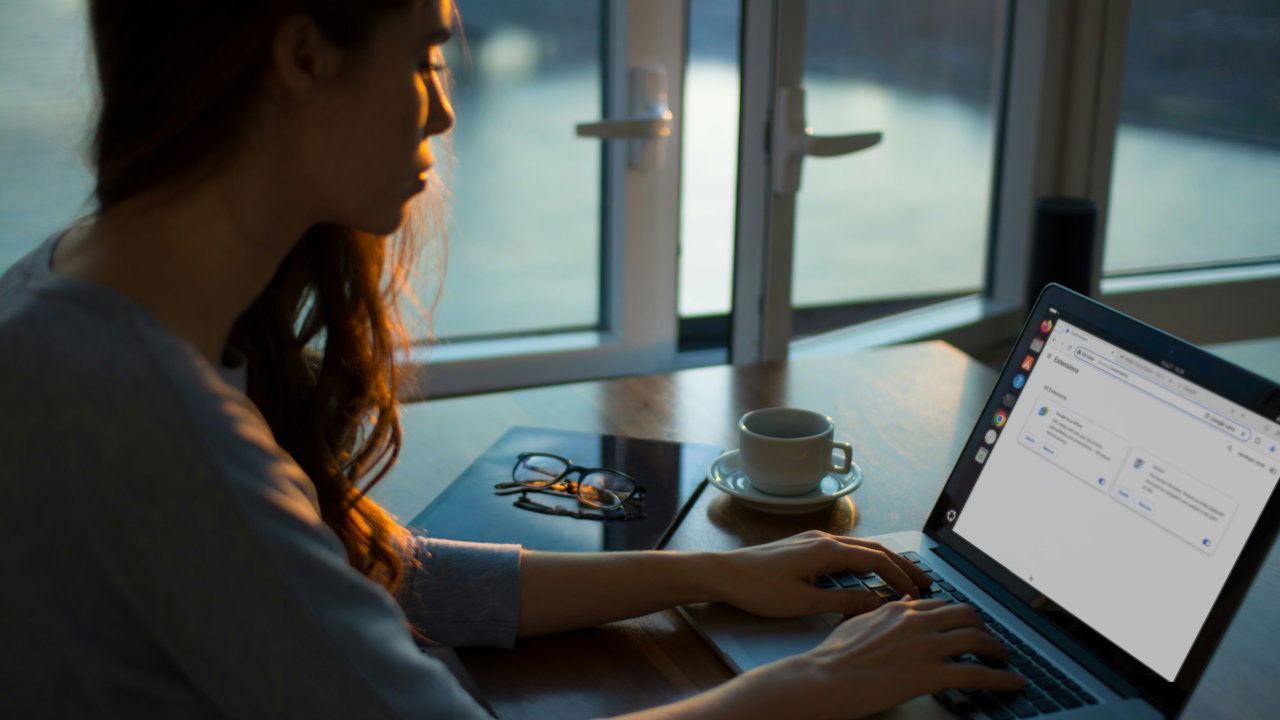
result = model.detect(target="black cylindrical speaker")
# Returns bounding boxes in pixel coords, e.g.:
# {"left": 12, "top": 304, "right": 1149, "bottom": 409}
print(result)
{"left": 1025, "top": 196, "right": 1098, "bottom": 307}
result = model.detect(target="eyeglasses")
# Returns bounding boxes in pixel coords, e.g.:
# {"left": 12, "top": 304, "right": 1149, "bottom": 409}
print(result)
{"left": 493, "top": 452, "right": 646, "bottom": 521}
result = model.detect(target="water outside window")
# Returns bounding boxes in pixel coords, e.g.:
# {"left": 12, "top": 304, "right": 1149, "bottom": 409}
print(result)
{"left": 0, "top": 0, "right": 95, "bottom": 268}
{"left": 430, "top": 1, "right": 601, "bottom": 340}
{"left": 1105, "top": 0, "right": 1280, "bottom": 274}
{"left": 679, "top": 0, "right": 740, "bottom": 320}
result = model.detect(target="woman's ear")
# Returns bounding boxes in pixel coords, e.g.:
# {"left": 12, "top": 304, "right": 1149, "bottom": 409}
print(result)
{"left": 270, "top": 14, "right": 345, "bottom": 100}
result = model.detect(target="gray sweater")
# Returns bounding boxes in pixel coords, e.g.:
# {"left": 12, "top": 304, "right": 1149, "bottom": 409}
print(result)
{"left": 0, "top": 234, "right": 522, "bottom": 718}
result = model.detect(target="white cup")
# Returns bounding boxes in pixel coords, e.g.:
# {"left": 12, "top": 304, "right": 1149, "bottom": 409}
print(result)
{"left": 738, "top": 407, "right": 853, "bottom": 496}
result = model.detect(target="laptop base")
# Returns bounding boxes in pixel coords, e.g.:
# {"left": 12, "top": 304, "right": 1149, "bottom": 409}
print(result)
{"left": 679, "top": 531, "right": 1161, "bottom": 719}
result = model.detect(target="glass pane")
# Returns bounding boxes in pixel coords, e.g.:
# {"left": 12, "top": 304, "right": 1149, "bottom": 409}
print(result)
{"left": 431, "top": 3, "right": 602, "bottom": 340}
{"left": 679, "top": 0, "right": 740, "bottom": 319}
{"left": 514, "top": 454, "right": 569, "bottom": 485}
{"left": 1104, "top": 1, "right": 1280, "bottom": 275}
{"left": 0, "top": 0, "right": 94, "bottom": 271}
{"left": 792, "top": 0, "right": 1003, "bottom": 311}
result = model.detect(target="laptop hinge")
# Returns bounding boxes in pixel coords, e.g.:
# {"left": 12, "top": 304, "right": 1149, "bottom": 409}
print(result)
{"left": 932, "top": 543, "right": 1142, "bottom": 700}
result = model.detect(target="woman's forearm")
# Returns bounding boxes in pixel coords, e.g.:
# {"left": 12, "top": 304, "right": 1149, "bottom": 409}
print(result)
{"left": 515, "top": 531, "right": 933, "bottom": 637}
{"left": 517, "top": 549, "right": 725, "bottom": 637}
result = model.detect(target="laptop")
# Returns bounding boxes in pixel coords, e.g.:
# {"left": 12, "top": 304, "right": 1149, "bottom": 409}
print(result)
{"left": 681, "top": 284, "right": 1280, "bottom": 719}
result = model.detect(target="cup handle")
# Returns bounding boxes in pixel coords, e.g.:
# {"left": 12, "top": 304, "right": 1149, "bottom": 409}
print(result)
{"left": 830, "top": 441, "right": 853, "bottom": 474}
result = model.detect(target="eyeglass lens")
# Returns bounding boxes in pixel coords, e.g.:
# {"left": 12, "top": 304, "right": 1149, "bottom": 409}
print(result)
{"left": 513, "top": 454, "right": 569, "bottom": 486}
{"left": 578, "top": 471, "right": 636, "bottom": 509}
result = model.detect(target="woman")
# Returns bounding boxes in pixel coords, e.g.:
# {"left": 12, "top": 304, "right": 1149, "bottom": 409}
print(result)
{"left": 0, "top": 0, "right": 1023, "bottom": 717}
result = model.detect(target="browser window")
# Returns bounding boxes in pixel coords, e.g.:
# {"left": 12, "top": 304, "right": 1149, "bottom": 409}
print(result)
{"left": 953, "top": 319, "right": 1280, "bottom": 681}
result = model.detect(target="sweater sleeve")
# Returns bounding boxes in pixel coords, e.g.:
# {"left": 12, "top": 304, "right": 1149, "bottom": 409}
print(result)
{"left": 397, "top": 536, "right": 523, "bottom": 648}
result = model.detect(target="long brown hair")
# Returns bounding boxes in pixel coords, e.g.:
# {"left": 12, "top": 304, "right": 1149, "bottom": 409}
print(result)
{"left": 89, "top": 1, "right": 431, "bottom": 592}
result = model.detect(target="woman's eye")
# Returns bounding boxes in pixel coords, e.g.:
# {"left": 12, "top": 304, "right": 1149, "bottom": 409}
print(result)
{"left": 418, "top": 49, "right": 448, "bottom": 78}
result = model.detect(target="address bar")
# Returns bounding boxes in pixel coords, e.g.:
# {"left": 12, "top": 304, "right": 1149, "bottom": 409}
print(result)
{"left": 1073, "top": 347, "right": 1253, "bottom": 442}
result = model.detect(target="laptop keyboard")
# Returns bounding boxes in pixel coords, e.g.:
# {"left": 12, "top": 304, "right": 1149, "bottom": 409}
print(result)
{"left": 816, "top": 552, "right": 1098, "bottom": 718}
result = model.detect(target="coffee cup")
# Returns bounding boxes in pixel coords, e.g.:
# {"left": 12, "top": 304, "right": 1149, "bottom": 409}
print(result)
{"left": 738, "top": 407, "right": 853, "bottom": 496}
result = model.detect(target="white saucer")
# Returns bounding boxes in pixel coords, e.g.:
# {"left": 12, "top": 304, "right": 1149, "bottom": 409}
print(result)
{"left": 706, "top": 449, "right": 863, "bottom": 514}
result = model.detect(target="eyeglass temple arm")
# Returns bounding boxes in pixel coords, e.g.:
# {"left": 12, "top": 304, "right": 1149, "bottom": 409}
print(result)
{"left": 513, "top": 497, "right": 585, "bottom": 518}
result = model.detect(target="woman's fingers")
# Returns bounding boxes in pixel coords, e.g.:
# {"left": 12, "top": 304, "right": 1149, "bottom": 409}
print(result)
{"left": 806, "top": 588, "right": 885, "bottom": 616}
{"left": 939, "top": 662, "right": 1027, "bottom": 693}
{"left": 857, "top": 547, "right": 921, "bottom": 598}
{"left": 805, "top": 539, "right": 918, "bottom": 598}
{"left": 817, "top": 535, "right": 933, "bottom": 590}
{"left": 931, "top": 626, "right": 1008, "bottom": 661}
{"left": 848, "top": 538, "right": 932, "bottom": 589}
{"left": 900, "top": 597, "right": 948, "bottom": 611}
{"left": 916, "top": 602, "right": 988, "bottom": 634}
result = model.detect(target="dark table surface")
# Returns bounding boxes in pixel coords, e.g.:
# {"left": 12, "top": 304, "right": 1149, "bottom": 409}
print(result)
{"left": 380, "top": 342, "right": 1279, "bottom": 720}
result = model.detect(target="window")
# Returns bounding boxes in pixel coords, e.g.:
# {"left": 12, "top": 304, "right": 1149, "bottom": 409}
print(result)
{"left": 3, "top": 2, "right": 1274, "bottom": 395}
{"left": 0, "top": 0, "right": 93, "bottom": 268}
{"left": 731, "top": 0, "right": 1011, "bottom": 362}
{"left": 793, "top": 0, "right": 1003, "bottom": 318}
{"left": 0, "top": 1, "right": 692, "bottom": 398}
{"left": 678, "top": 0, "right": 740, "bottom": 322}
{"left": 431, "top": 2, "right": 602, "bottom": 340}
{"left": 1105, "top": 1, "right": 1280, "bottom": 275}
{"left": 412, "top": 1, "right": 689, "bottom": 395}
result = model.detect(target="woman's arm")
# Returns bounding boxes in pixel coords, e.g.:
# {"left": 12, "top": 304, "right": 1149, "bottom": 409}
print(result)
{"left": 518, "top": 530, "right": 933, "bottom": 637}
{"left": 518, "top": 549, "right": 708, "bottom": 636}
{"left": 516, "top": 532, "right": 1023, "bottom": 718}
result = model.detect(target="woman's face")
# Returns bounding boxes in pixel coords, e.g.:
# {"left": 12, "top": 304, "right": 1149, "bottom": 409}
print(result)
{"left": 301, "top": 0, "right": 454, "bottom": 235}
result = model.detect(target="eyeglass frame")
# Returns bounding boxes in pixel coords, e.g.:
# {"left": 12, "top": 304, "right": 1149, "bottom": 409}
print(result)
{"left": 493, "top": 451, "right": 646, "bottom": 512}
{"left": 509, "top": 492, "right": 646, "bottom": 522}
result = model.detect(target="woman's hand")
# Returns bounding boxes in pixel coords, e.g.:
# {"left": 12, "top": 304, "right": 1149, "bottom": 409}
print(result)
{"left": 749, "top": 598, "right": 1026, "bottom": 719}
{"left": 708, "top": 530, "right": 933, "bottom": 618}
{"left": 613, "top": 596, "right": 1025, "bottom": 720}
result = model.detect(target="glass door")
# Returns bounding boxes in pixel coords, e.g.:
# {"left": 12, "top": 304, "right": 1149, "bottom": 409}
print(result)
{"left": 730, "top": 0, "right": 1008, "bottom": 363}
{"left": 411, "top": 0, "right": 691, "bottom": 395}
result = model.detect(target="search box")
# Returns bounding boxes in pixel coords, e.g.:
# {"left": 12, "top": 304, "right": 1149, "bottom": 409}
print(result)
{"left": 1074, "top": 347, "right": 1252, "bottom": 442}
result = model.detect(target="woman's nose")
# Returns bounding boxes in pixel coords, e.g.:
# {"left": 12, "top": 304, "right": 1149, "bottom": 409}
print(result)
{"left": 424, "top": 74, "right": 454, "bottom": 138}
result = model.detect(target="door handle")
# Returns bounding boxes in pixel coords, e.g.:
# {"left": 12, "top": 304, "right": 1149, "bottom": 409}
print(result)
{"left": 772, "top": 86, "right": 882, "bottom": 195}
{"left": 576, "top": 65, "right": 671, "bottom": 170}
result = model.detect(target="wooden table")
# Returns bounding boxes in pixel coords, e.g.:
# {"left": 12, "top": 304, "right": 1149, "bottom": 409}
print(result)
{"left": 378, "top": 342, "right": 1279, "bottom": 720}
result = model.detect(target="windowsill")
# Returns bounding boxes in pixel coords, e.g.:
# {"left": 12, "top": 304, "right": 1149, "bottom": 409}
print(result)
{"left": 1101, "top": 261, "right": 1280, "bottom": 295}
{"left": 398, "top": 261, "right": 1280, "bottom": 401}
{"left": 792, "top": 294, "right": 1021, "bottom": 357}
{"left": 793, "top": 261, "right": 1280, "bottom": 362}
{"left": 400, "top": 330, "right": 722, "bottom": 400}
{"left": 408, "top": 331, "right": 607, "bottom": 365}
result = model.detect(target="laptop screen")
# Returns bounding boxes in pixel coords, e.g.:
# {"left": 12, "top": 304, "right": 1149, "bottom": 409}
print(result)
{"left": 945, "top": 310, "right": 1280, "bottom": 682}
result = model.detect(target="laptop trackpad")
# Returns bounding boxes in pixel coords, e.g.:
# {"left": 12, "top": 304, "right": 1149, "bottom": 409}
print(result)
{"left": 730, "top": 613, "right": 840, "bottom": 667}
